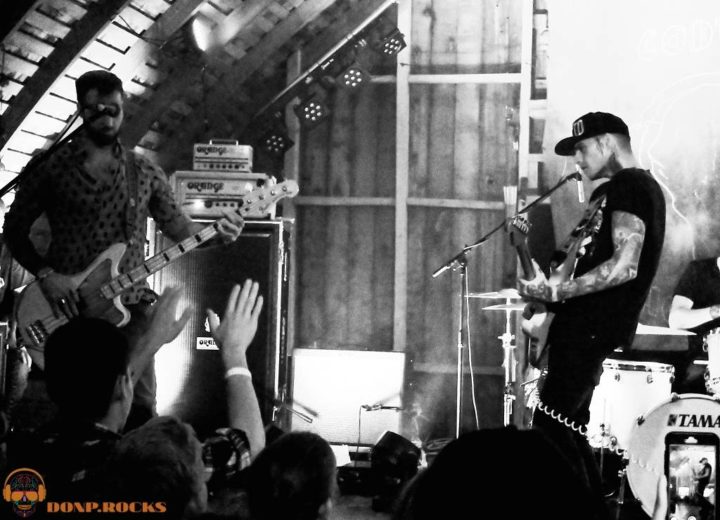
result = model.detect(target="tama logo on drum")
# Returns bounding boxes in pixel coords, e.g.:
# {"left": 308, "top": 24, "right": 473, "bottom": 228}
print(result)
{"left": 667, "top": 413, "right": 720, "bottom": 428}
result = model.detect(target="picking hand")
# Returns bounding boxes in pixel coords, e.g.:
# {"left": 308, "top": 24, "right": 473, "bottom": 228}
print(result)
{"left": 40, "top": 272, "right": 80, "bottom": 319}
{"left": 207, "top": 280, "right": 264, "bottom": 368}
{"left": 517, "top": 259, "right": 558, "bottom": 303}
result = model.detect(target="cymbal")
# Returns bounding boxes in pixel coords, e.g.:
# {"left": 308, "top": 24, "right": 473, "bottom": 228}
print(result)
{"left": 469, "top": 288, "right": 521, "bottom": 299}
{"left": 482, "top": 303, "right": 526, "bottom": 312}
{"left": 635, "top": 323, "right": 695, "bottom": 336}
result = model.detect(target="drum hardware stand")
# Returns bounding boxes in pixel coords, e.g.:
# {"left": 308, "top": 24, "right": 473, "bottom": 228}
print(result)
{"left": 500, "top": 302, "right": 518, "bottom": 426}
{"left": 432, "top": 172, "right": 582, "bottom": 437}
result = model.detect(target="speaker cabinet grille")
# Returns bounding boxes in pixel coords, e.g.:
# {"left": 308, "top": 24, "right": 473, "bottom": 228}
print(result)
{"left": 151, "top": 219, "right": 291, "bottom": 437}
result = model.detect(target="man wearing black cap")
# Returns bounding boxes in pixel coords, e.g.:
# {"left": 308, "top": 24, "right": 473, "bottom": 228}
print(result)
{"left": 3, "top": 70, "right": 245, "bottom": 430}
{"left": 518, "top": 112, "right": 666, "bottom": 509}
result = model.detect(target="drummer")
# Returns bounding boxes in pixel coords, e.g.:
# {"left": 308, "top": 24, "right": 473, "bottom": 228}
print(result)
{"left": 668, "top": 256, "right": 720, "bottom": 394}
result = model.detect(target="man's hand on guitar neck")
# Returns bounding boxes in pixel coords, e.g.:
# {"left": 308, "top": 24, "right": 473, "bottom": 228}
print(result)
{"left": 39, "top": 269, "right": 80, "bottom": 319}
{"left": 517, "top": 259, "right": 561, "bottom": 303}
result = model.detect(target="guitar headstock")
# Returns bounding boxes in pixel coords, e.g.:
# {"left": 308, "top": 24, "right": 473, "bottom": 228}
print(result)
{"left": 507, "top": 215, "right": 531, "bottom": 245}
{"left": 239, "top": 180, "right": 299, "bottom": 215}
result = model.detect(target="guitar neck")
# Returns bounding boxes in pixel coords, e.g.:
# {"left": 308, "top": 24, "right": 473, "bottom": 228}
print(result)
{"left": 102, "top": 221, "right": 221, "bottom": 299}
{"left": 515, "top": 240, "right": 536, "bottom": 280}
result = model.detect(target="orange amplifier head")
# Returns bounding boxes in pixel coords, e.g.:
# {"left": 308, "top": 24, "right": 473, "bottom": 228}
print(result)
{"left": 173, "top": 171, "right": 275, "bottom": 219}
{"left": 193, "top": 140, "right": 253, "bottom": 173}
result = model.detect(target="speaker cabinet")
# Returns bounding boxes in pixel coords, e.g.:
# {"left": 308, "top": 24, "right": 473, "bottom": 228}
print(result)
{"left": 151, "top": 219, "right": 291, "bottom": 437}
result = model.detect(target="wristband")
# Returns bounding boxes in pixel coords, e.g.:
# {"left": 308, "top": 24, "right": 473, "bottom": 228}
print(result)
{"left": 225, "top": 366, "right": 251, "bottom": 379}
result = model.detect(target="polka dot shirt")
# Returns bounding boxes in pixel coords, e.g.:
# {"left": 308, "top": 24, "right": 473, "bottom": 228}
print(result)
{"left": 4, "top": 131, "right": 194, "bottom": 304}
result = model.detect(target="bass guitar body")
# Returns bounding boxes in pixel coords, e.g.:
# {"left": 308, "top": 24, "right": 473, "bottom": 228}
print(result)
{"left": 16, "top": 243, "right": 130, "bottom": 369}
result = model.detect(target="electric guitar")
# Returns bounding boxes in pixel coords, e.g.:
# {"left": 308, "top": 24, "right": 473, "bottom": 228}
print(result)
{"left": 16, "top": 180, "right": 299, "bottom": 369}
{"left": 507, "top": 195, "right": 606, "bottom": 368}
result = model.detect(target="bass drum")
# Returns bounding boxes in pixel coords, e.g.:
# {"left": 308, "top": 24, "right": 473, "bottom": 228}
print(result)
{"left": 627, "top": 393, "right": 720, "bottom": 517}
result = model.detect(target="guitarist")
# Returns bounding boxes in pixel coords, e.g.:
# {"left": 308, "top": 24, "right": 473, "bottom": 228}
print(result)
{"left": 518, "top": 112, "right": 665, "bottom": 511}
{"left": 3, "top": 70, "right": 244, "bottom": 430}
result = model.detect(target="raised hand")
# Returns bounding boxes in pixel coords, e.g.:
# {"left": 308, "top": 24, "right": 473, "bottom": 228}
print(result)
{"left": 143, "top": 286, "right": 192, "bottom": 348}
{"left": 130, "top": 286, "right": 191, "bottom": 383}
{"left": 206, "top": 279, "right": 264, "bottom": 368}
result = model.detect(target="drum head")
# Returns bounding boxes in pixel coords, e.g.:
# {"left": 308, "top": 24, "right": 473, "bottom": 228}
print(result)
{"left": 627, "top": 393, "right": 720, "bottom": 516}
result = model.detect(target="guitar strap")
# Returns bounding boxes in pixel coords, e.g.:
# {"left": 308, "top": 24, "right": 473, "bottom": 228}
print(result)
{"left": 550, "top": 194, "right": 607, "bottom": 270}
{"left": 123, "top": 149, "right": 139, "bottom": 242}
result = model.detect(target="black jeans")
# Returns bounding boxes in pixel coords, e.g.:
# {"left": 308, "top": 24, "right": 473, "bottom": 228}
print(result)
{"left": 532, "top": 332, "right": 614, "bottom": 517}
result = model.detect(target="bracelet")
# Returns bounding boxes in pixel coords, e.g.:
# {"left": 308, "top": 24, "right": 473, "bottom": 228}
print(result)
{"left": 225, "top": 366, "right": 251, "bottom": 379}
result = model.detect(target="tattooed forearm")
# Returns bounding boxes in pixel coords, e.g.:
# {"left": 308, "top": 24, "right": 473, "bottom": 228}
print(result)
{"left": 555, "top": 211, "right": 645, "bottom": 301}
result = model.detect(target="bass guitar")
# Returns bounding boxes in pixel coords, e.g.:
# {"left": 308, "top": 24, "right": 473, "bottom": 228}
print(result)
{"left": 16, "top": 180, "right": 299, "bottom": 369}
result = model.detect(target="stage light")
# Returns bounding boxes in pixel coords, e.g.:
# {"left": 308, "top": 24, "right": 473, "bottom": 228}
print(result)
{"left": 190, "top": 13, "right": 217, "bottom": 52}
{"left": 337, "top": 62, "right": 370, "bottom": 89}
{"left": 259, "top": 126, "right": 294, "bottom": 156}
{"left": 293, "top": 93, "right": 330, "bottom": 128}
{"left": 374, "top": 28, "right": 406, "bottom": 56}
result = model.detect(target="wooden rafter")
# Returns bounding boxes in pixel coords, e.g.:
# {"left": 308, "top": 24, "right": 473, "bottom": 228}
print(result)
{"left": 1, "top": 0, "right": 131, "bottom": 138}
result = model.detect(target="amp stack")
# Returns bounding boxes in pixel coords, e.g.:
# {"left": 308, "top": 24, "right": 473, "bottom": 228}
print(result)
{"left": 150, "top": 139, "right": 292, "bottom": 436}
{"left": 175, "top": 138, "right": 277, "bottom": 219}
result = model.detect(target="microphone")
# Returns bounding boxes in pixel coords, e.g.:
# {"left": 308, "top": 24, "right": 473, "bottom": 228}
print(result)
{"left": 573, "top": 168, "right": 585, "bottom": 203}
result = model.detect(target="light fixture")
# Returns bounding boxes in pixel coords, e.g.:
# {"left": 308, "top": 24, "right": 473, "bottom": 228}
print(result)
{"left": 336, "top": 61, "right": 370, "bottom": 89}
{"left": 259, "top": 125, "right": 294, "bottom": 156}
{"left": 374, "top": 28, "right": 407, "bottom": 56}
{"left": 293, "top": 92, "right": 330, "bottom": 128}
{"left": 190, "top": 13, "right": 218, "bottom": 52}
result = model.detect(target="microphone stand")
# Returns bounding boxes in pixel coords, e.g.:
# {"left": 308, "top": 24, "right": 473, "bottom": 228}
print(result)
{"left": 431, "top": 171, "right": 581, "bottom": 438}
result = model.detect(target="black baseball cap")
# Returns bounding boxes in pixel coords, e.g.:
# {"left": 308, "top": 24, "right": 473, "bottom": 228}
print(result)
{"left": 555, "top": 112, "right": 630, "bottom": 156}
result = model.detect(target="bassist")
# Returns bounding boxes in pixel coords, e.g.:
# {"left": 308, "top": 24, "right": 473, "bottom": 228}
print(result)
{"left": 3, "top": 70, "right": 244, "bottom": 430}
{"left": 518, "top": 112, "right": 665, "bottom": 513}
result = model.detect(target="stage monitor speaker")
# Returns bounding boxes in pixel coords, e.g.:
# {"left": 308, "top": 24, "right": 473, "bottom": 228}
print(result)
{"left": 151, "top": 219, "right": 291, "bottom": 438}
{"left": 290, "top": 348, "right": 405, "bottom": 445}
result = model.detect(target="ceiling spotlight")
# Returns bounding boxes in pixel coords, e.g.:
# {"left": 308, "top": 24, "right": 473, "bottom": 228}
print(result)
{"left": 190, "top": 13, "right": 218, "bottom": 52}
{"left": 337, "top": 62, "right": 370, "bottom": 89}
{"left": 293, "top": 93, "right": 330, "bottom": 128}
{"left": 376, "top": 28, "right": 407, "bottom": 56}
{"left": 260, "top": 127, "right": 294, "bottom": 156}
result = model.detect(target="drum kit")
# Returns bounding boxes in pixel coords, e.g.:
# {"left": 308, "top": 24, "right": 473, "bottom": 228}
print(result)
{"left": 475, "top": 288, "right": 720, "bottom": 515}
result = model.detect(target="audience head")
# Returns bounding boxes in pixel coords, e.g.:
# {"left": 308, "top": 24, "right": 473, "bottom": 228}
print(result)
{"left": 104, "top": 416, "right": 208, "bottom": 519}
{"left": 393, "top": 426, "right": 596, "bottom": 520}
{"left": 246, "top": 431, "right": 337, "bottom": 520}
{"left": 45, "top": 317, "right": 131, "bottom": 423}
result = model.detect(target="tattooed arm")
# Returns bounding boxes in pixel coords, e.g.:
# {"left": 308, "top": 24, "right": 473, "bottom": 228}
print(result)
{"left": 519, "top": 210, "right": 645, "bottom": 302}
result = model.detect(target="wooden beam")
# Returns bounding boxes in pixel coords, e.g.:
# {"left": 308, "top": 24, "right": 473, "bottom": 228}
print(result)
{"left": 109, "top": 0, "right": 207, "bottom": 80}
{"left": 394, "top": 0, "right": 410, "bottom": 353}
{"left": 1, "top": 0, "right": 131, "bottom": 138}
{"left": 295, "top": 196, "right": 395, "bottom": 206}
{"left": 209, "top": 0, "right": 276, "bottom": 50}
